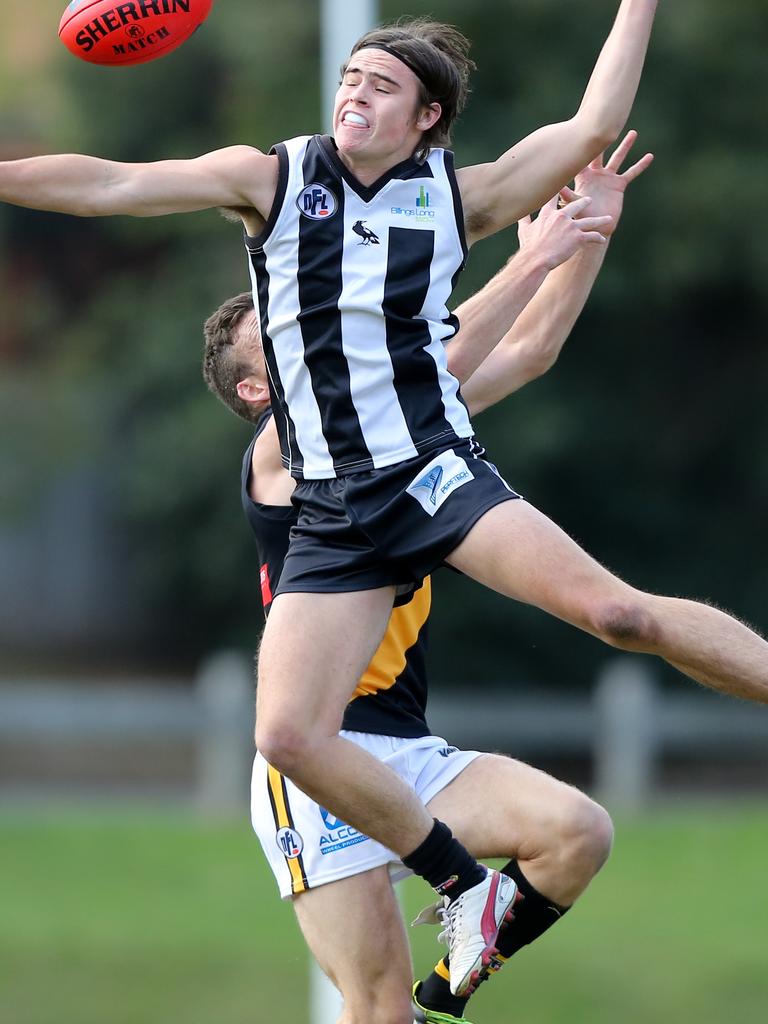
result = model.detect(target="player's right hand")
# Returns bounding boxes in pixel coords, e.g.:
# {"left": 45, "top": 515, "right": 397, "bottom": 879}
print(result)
{"left": 569, "top": 129, "right": 654, "bottom": 236}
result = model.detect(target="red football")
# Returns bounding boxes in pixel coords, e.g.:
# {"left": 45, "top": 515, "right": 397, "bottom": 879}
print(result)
{"left": 58, "top": 0, "right": 214, "bottom": 67}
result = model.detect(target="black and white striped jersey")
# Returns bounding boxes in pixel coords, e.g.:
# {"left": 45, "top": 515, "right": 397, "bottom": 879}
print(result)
{"left": 245, "top": 134, "right": 474, "bottom": 480}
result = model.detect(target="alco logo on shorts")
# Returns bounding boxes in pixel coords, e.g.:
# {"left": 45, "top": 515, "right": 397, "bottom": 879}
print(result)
{"left": 320, "top": 808, "right": 346, "bottom": 831}
{"left": 297, "top": 184, "right": 338, "bottom": 220}
{"left": 406, "top": 449, "right": 474, "bottom": 517}
{"left": 276, "top": 826, "right": 304, "bottom": 859}
{"left": 318, "top": 807, "right": 370, "bottom": 857}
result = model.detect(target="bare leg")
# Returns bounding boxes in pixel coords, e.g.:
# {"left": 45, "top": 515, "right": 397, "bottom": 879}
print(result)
{"left": 447, "top": 500, "right": 768, "bottom": 703}
{"left": 413, "top": 755, "right": 613, "bottom": 1016}
{"left": 256, "top": 589, "right": 435, "bottom": 855}
{"left": 428, "top": 754, "right": 612, "bottom": 906}
{"left": 293, "top": 868, "right": 414, "bottom": 1024}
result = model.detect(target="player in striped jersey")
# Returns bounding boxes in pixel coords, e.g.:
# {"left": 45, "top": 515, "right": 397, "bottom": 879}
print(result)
{"left": 203, "top": 144, "right": 647, "bottom": 1024}
{"left": 7, "top": 1, "right": 768, "bottom": 1001}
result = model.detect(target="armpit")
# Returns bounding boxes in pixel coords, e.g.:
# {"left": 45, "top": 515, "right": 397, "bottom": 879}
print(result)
{"left": 465, "top": 205, "right": 493, "bottom": 241}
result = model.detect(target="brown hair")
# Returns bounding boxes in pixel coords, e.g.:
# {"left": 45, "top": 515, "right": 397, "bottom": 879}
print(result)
{"left": 349, "top": 18, "right": 475, "bottom": 161}
{"left": 202, "top": 291, "right": 265, "bottom": 424}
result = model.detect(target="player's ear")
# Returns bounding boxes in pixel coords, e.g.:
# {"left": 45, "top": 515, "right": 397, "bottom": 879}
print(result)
{"left": 416, "top": 102, "right": 441, "bottom": 132}
{"left": 236, "top": 377, "right": 270, "bottom": 407}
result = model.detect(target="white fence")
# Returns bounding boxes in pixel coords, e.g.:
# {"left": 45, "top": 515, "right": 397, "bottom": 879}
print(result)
{"left": 1, "top": 655, "right": 767, "bottom": 809}
{"left": 0, "top": 649, "right": 255, "bottom": 810}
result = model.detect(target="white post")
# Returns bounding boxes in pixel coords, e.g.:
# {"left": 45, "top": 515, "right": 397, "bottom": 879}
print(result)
{"left": 196, "top": 650, "right": 254, "bottom": 814}
{"left": 311, "top": 961, "right": 344, "bottom": 1024}
{"left": 594, "top": 658, "right": 658, "bottom": 809}
{"left": 321, "top": 0, "right": 379, "bottom": 131}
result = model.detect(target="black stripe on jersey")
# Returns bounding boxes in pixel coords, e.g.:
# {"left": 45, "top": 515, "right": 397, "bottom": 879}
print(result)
{"left": 246, "top": 142, "right": 290, "bottom": 249}
{"left": 444, "top": 149, "right": 469, "bottom": 260}
{"left": 297, "top": 141, "right": 372, "bottom": 473}
{"left": 319, "top": 135, "right": 433, "bottom": 203}
{"left": 247, "top": 244, "right": 305, "bottom": 476}
{"left": 383, "top": 226, "right": 454, "bottom": 446}
{"left": 441, "top": 155, "right": 468, "bottom": 390}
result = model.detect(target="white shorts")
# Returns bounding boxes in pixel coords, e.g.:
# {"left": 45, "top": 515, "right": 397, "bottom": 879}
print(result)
{"left": 251, "top": 731, "right": 482, "bottom": 900}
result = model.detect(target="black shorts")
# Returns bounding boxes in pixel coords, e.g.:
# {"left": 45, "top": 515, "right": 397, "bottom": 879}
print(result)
{"left": 276, "top": 441, "right": 520, "bottom": 595}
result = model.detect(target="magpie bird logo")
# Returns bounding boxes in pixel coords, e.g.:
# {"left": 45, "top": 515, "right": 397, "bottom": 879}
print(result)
{"left": 352, "top": 220, "right": 380, "bottom": 245}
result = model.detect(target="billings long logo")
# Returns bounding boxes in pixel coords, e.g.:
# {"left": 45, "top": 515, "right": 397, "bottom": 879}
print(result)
{"left": 74, "top": 1, "right": 190, "bottom": 54}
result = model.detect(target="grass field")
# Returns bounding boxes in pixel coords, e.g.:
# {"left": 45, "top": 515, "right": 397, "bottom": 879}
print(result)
{"left": 2, "top": 803, "right": 767, "bottom": 1023}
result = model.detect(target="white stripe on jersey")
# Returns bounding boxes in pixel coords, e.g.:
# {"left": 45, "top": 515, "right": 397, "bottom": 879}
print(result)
{"left": 339, "top": 182, "right": 418, "bottom": 467}
{"left": 418, "top": 152, "right": 473, "bottom": 437}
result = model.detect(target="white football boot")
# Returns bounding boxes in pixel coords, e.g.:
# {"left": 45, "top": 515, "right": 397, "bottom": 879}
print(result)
{"left": 442, "top": 870, "right": 517, "bottom": 996}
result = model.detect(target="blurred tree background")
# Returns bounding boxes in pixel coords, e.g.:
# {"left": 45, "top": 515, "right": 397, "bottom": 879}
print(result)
{"left": 0, "top": 0, "right": 766, "bottom": 689}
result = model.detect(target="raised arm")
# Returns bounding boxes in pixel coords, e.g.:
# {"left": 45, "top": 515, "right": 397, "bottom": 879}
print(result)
{"left": 458, "top": 0, "right": 658, "bottom": 244}
{"left": 0, "top": 145, "right": 278, "bottom": 224}
{"left": 460, "top": 131, "right": 653, "bottom": 415}
{"left": 446, "top": 194, "right": 612, "bottom": 384}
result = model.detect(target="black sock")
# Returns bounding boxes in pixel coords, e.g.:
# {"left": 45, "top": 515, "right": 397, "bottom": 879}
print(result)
{"left": 402, "top": 819, "right": 486, "bottom": 900}
{"left": 495, "top": 859, "right": 570, "bottom": 958}
{"left": 414, "top": 961, "right": 468, "bottom": 1019}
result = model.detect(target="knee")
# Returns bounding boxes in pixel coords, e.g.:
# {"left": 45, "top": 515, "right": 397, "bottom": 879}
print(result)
{"left": 256, "top": 719, "right": 313, "bottom": 778}
{"left": 557, "top": 792, "right": 614, "bottom": 876}
{"left": 590, "top": 596, "right": 661, "bottom": 652}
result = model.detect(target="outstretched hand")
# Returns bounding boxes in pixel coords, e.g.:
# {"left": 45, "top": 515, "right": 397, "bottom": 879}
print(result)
{"left": 516, "top": 191, "right": 613, "bottom": 271}
{"left": 569, "top": 129, "right": 653, "bottom": 234}
{"left": 517, "top": 130, "right": 652, "bottom": 255}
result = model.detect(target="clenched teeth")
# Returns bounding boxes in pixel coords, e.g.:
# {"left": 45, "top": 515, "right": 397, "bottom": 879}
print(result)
{"left": 342, "top": 112, "right": 370, "bottom": 128}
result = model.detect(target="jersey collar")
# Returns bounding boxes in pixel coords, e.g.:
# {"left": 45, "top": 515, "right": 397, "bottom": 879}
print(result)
{"left": 318, "top": 135, "right": 426, "bottom": 203}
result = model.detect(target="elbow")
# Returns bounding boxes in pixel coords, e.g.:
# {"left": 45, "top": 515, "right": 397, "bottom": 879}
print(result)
{"left": 525, "top": 352, "right": 558, "bottom": 383}
{"left": 573, "top": 113, "right": 622, "bottom": 157}
{"left": 594, "top": 113, "right": 624, "bottom": 150}
{"left": 588, "top": 123, "right": 621, "bottom": 156}
{"left": 598, "top": 122, "right": 623, "bottom": 150}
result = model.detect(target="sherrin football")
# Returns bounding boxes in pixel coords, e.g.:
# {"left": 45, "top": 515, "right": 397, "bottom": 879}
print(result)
{"left": 59, "top": 0, "right": 213, "bottom": 67}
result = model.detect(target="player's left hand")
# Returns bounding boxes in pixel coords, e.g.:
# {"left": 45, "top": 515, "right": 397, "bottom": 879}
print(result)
{"left": 566, "top": 129, "right": 654, "bottom": 236}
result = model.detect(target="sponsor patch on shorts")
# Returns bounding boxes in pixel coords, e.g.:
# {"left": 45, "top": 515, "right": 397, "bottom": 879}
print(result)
{"left": 276, "top": 827, "right": 304, "bottom": 858}
{"left": 318, "top": 807, "right": 370, "bottom": 856}
{"left": 406, "top": 449, "right": 474, "bottom": 517}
